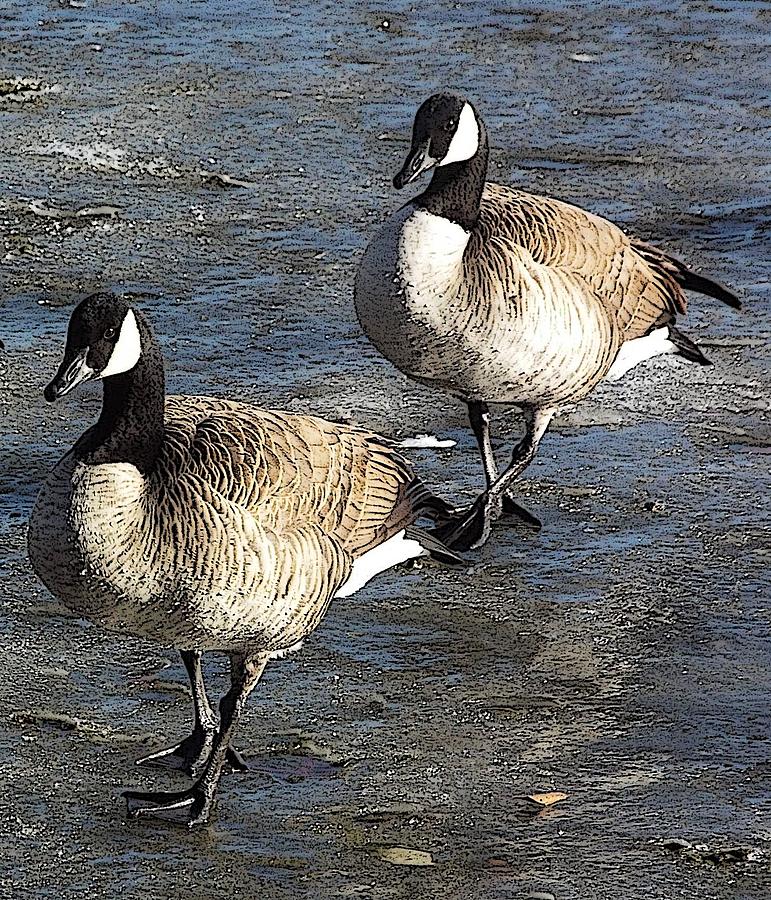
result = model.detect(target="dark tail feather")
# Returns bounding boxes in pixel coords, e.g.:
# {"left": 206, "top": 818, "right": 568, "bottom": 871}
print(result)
{"left": 632, "top": 239, "right": 741, "bottom": 310}
{"left": 672, "top": 265, "right": 741, "bottom": 310}
{"left": 414, "top": 487, "right": 456, "bottom": 523}
{"left": 668, "top": 325, "right": 712, "bottom": 366}
{"left": 405, "top": 525, "right": 466, "bottom": 567}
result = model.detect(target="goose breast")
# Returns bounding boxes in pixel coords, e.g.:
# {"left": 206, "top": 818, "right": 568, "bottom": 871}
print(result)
{"left": 355, "top": 201, "right": 620, "bottom": 407}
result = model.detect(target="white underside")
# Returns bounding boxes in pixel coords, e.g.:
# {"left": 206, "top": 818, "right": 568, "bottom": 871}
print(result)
{"left": 605, "top": 327, "right": 677, "bottom": 382}
{"left": 268, "top": 640, "right": 304, "bottom": 661}
{"left": 335, "top": 530, "right": 427, "bottom": 598}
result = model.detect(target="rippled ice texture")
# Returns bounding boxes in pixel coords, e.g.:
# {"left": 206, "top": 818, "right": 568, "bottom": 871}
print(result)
{"left": 0, "top": 2, "right": 769, "bottom": 898}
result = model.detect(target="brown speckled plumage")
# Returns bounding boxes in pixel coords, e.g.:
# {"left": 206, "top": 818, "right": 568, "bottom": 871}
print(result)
{"left": 473, "top": 184, "right": 687, "bottom": 332}
{"left": 28, "top": 298, "right": 449, "bottom": 654}
{"left": 27, "top": 294, "right": 460, "bottom": 826}
{"left": 29, "top": 398, "right": 437, "bottom": 652}
{"left": 356, "top": 95, "right": 738, "bottom": 413}
{"left": 356, "top": 182, "right": 712, "bottom": 409}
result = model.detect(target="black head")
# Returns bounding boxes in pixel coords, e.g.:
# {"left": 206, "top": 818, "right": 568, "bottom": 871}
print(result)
{"left": 393, "top": 92, "right": 481, "bottom": 189}
{"left": 44, "top": 293, "right": 143, "bottom": 401}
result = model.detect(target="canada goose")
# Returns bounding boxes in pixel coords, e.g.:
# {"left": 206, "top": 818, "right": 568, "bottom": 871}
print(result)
{"left": 355, "top": 92, "right": 740, "bottom": 550}
{"left": 28, "top": 292, "right": 459, "bottom": 827}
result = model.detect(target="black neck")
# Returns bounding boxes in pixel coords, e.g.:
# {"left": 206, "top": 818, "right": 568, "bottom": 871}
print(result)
{"left": 415, "top": 122, "right": 489, "bottom": 231}
{"left": 74, "top": 313, "right": 165, "bottom": 473}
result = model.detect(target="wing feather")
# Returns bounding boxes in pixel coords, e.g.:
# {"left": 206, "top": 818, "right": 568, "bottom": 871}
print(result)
{"left": 473, "top": 183, "right": 688, "bottom": 339}
{"left": 159, "top": 397, "right": 438, "bottom": 559}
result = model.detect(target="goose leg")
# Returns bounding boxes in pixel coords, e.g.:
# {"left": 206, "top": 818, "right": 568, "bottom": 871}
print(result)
{"left": 467, "top": 401, "right": 541, "bottom": 529}
{"left": 436, "top": 407, "right": 554, "bottom": 551}
{"left": 136, "top": 650, "right": 249, "bottom": 778}
{"left": 125, "top": 652, "right": 268, "bottom": 828}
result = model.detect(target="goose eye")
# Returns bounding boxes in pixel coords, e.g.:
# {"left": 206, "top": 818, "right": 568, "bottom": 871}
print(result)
{"left": 104, "top": 327, "right": 116, "bottom": 340}
{"left": 447, "top": 118, "right": 456, "bottom": 129}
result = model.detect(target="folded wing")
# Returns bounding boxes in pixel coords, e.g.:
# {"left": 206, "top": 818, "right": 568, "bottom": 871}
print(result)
{"left": 472, "top": 184, "right": 737, "bottom": 343}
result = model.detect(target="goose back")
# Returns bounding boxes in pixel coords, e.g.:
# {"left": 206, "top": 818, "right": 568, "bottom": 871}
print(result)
{"left": 471, "top": 184, "right": 687, "bottom": 338}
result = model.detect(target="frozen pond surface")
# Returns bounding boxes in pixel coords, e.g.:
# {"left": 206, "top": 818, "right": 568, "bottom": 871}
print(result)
{"left": 0, "top": 1, "right": 769, "bottom": 897}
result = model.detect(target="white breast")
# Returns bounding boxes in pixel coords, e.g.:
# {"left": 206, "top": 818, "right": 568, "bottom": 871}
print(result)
{"left": 397, "top": 206, "right": 470, "bottom": 287}
{"left": 355, "top": 205, "right": 470, "bottom": 381}
{"left": 357, "top": 204, "right": 468, "bottom": 311}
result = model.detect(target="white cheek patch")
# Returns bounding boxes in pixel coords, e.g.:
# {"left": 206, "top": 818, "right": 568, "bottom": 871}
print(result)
{"left": 438, "top": 102, "right": 479, "bottom": 166}
{"left": 99, "top": 309, "right": 142, "bottom": 378}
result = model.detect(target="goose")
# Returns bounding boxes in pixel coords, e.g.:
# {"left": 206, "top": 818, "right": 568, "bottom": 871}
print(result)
{"left": 27, "top": 292, "right": 460, "bottom": 827}
{"left": 355, "top": 92, "right": 740, "bottom": 550}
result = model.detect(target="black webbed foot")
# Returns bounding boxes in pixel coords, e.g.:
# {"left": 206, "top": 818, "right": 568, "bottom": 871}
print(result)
{"left": 436, "top": 491, "right": 540, "bottom": 550}
{"left": 123, "top": 782, "right": 215, "bottom": 828}
{"left": 500, "top": 492, "right": 542, "bottom": 529}
{"left": 136, "top": 727, "right": 249, "bottom": 778}
{"left": 225, "top": 745, "right": 250, "bottom": 773}
{"left": 432, "top": 494, "right": 498, "bottom": 551}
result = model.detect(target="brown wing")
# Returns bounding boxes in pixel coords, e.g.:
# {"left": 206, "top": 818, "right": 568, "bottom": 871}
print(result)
{"left": 160, "top": 396, "right": 438, "bottom": 557}
{"left": 472, "top": 183, "right": 687, "bottom": 340}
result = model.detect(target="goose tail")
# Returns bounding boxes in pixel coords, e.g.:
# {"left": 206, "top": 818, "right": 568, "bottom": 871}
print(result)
{"left": 404, "top": 525, "right": 465, "bottom": 567}
{"left": 667, "top": 325, "right": 713, "bottom": 366}
{"left": 632, "top": 239, "right": 741, "bottom": 310}
{"left": 414, "top": 486, "right": 456, "bottom": 523}
{"left": 669, "top": 263, "right": 741, "bottom": 310}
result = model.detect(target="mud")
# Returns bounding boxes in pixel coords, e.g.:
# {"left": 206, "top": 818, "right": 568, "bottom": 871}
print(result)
{"left": 0, "top": 1, "right": 769, "bottom": 898}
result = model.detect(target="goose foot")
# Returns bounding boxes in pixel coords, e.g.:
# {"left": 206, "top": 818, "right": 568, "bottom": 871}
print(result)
{"left": 123, "top": 782, "right": 215, "bottom": 828}
{"left": 136, "top": 727, "right": 249, "bottom": 778}
{"left": 224, "top": 745, "right": 250, "bottom": 772}
{"left": 433, "top": 493, "right": 501, "bottom": 551}
{"left": 438, "top": 492, "right": 539, "bottom": 550}
{"left": 500, "top": 493, "right": 542, "bottom": 529}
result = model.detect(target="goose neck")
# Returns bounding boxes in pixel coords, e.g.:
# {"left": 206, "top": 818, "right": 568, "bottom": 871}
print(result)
{"left": 417, "top": 125, "right": 489, "bottom": 231}
{"left": 75, "top": 315, "right": 165, "bottom": 472}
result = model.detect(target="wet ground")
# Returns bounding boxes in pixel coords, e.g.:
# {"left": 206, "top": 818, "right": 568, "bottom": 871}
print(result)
{"left": 0, "top": 1, "right": 769, "bottom": 897}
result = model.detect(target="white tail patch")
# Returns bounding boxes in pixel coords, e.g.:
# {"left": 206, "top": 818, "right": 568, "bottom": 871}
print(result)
{"left": 438, "top": 102, "right": 479, "bottom": 167}
{"left": 605, "top": 327, "right": 677, "bottom": 382}
{"left": 268, "top": 640, "right": 304, "bottom": 661}
{"left": 335, "top": 530, "right": 427, "bottom": 598}
{"left": 99, "top": 309, "right": 142, "bottom": 378}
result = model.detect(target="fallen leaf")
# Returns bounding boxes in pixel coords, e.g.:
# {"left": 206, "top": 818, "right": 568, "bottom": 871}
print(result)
{"left": 526, "top": 791, "right": 568, "bottom": 807}
{"left": 375, "top": 846, "right": 435, "bottom": 867}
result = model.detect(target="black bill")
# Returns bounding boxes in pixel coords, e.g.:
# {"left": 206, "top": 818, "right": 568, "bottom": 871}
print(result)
{"left": 44, "top": 348, "right": 95, "bottom": 401}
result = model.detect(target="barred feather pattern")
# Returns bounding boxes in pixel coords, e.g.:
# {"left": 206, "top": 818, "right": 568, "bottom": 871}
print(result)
{"left": 476, "top": 185, "right": 687, "bottom": 334}
{"left": 28, "top": 397, "right": 432, "bottom": 652}
{"left": 355, "top": 182, "right": 688, "bottom": 407}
